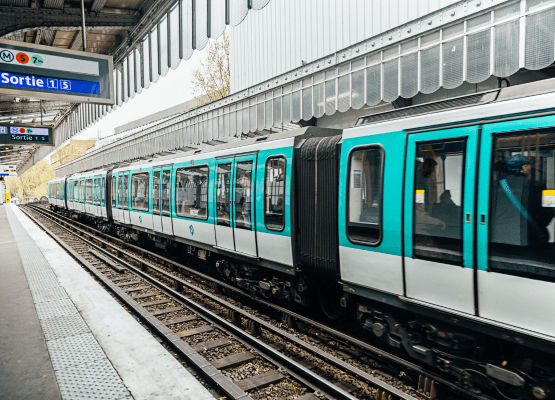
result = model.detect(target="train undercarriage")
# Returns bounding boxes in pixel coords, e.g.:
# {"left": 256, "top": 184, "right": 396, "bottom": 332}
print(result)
{"left": 53, "top": 213, "right": 555, "bottom": 400}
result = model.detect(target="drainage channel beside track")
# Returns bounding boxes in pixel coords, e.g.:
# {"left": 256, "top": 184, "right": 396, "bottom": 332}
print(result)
{"left": 24, "top": 203, "right": 496, "bottom": 400}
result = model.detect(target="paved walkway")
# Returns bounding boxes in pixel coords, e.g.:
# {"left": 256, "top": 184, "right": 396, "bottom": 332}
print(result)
{"left": 1, "top": 203, "right": 215, "bottom": 400}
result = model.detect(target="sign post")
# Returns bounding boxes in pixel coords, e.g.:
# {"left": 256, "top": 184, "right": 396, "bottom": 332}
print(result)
{"left": 0, "top": 39, "right": 113, "bottom": 105}
{"left": 0, "top": 164, "right": 17, "bottom": 177}
{"left": 0, "top": 124, "right": 53, "bottom": 146}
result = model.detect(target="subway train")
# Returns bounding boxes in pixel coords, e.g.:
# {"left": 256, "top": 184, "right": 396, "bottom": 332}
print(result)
{"left": 49, "top": 79, "right": 555, "bottom": 399}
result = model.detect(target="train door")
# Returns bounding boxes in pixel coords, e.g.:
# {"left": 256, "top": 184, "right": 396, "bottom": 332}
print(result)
{"left": 214, "top": 155, "right": 257, "bottom": 256}
{"left": 234, "top": 154, "right": 257, "bottom": 256}
{"left": 152, "top": 168, "right": 163, "bottom": 233}
{"left": 123, "top": 172, "right": 130, "bottom": 224}
{"left": 161, "top": 167, "right": 173, "bottom": 235}
{"left": 215, "top": 158, "right": 234, "bottom": 250}
{"left": 476, "top": 117, "right": 555, "bottom": 336}
{"left": 403, "top": 126, "right": 479, "bottom": 315}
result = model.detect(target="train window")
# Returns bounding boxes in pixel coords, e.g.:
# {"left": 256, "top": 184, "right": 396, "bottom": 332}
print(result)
{"left": 347, "top": 147, "right": 384, "bottom": 245}
{"left": 235, "top": 161, "right": 253, "bottom": 230}
{"left": 131, "top": 172, "right": 149, "bottom": 212}
{"left": 85, "top": 179, "right": 93, "bottom": 204}
{"left": 73, "top": 181, "right": 78, "bottom": 202}
{"left": 489, "top": 130, "right": 555, "bottom": 282}
{"left": 413, "top": 138, "right": 465, "bottom": 265}
{"left": 175, "top": 166, "right": 209, "bottom": 219}
{"left": 162, "top": 170, "right": 170, "bottom": 216}
{"left": 264, "top": 157, "right": 286, "bottom": 230}
{"left": 112, "top": 177, "right": 116, "bottom": 207}
{"left": 118, "top": 176, "right": 123, "bottom": 208}
{"left": 101, "top": 177, "right": 105, "bottom": 206}
{"left": 153, "top": 171, "right": 160, "bottom": 214}
{"left": 216, "top": 163, "right": 232, "bottom": 226}
{"left": 123, "top": 175, "right": 129, "bottom": 210}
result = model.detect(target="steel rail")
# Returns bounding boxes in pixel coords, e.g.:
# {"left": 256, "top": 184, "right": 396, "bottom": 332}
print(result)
{"left": 27, "top": 204, "right": 495, "bottom": 400}
{"left": 23, "top": 205, "right": 417, "bottom": 400}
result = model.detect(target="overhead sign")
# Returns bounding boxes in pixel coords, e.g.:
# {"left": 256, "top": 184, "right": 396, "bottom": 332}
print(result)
{"left": 0, "top": 40, "right": 113, "bottom": 105}
{"left": 0, "top": 164, "right": 17, "bottom": 177}
{"left": 0, "top": 124, "right": 53, "bottom": 146}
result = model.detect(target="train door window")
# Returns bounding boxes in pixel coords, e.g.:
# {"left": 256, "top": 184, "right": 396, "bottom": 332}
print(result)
{"left": 85, "top": 179, "right": 93, "bottom": 204}
{"left": 101, "top": 177, "right": 105, "bottom": 206}
{"left": 175, "top": 166, "right": 209, "bottom": 219}
{"left": 131, "top": 172, "right": 149, "bottom": 212}
{"left": 162, "top": 170, "right": 170, "bottom": 215}
{"left": 118, "top": 176, "right": 123, "bottom": 208}
{"left": 489, "top": 130, "right": 555, "bottom": 281}
{"left": 112, "top": 176, "right": 116, "bottom": 207}
{"left": 73, "top": 181, "right": 78, "bottom": 202}
{"left": 264, "top": 157, "right": 286, "bottom": 230}
{"left": 93, "top": 179, "right": 97, "bottom": 205}
{"left": 235, "top": 161, "right": 253, "bottom": 230}
{"left": 153, "top": 171, "right": 160, "bottom": 214}
{"left": 413, "top": 139, "right": 465, "bottom": 264}
{"left": 347, "top": 147, "right": 384, "bottom": 244}
{"left": 123, "top": 175, "right": 129, "bottom": 210}
{"left": 216, "top": 163, "right": 232, "bottom": 226}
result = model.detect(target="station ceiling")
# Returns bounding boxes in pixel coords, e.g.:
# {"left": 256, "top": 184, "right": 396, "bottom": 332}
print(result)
{"left": 0, "top": 0, "right": 167, "bottom": 168}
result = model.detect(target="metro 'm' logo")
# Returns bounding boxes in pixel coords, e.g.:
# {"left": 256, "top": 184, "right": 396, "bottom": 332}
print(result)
{"left": 0, "top": 50, "right": 13, "bottom": 62}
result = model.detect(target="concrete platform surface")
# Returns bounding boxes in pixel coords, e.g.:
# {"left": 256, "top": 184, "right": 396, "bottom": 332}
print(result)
{"left": 2, "top": 204, "right": 215, "bottom": 400}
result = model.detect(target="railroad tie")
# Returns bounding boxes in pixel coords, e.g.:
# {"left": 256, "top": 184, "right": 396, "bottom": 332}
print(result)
{"left": 130, "top": 291, "right": 159, "bottom": 299}
{"left": 140, "top": 299, "right": 171, "bottom": 307}
{"left": 163, "top": 314, "right": 197, "bottom": 325}
{"left": 124, "top": 285, "right": 151, "bottom": 293}
{"left": 150, "top": 306, "right": 183, "bottom": 316}
{"left": 191, "top": 337, "right": 232, "bottom": 352}
{"left": 234, "top": 370, "right": 285, "bottom": 391}
{"left": 211, "top": 352, "right": 256, "bottom": 370}
{"left": 116, "top": 280, "right": 142, "bottom": 287}
{"left": 176, "top": 325, "right": 214, "bottom": 338}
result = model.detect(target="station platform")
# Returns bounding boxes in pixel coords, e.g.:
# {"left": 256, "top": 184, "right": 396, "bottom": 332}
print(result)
{"left": 0, "top": 203, "right": 215, "bottom": 400}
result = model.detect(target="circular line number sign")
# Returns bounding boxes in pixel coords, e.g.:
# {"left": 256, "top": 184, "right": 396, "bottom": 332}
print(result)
{"left": 16, "top": 52, "right": 29, "bottom": 64}
{"left": 31, "top": 55, "right": 43, "bottom": 66}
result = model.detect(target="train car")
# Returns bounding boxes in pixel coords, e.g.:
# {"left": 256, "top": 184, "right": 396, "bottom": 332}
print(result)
{"left": 48, "top": 176, "right": 66, "bottom": 210}
{"left": 339, "top": 79, "right": 555, "bottom": 398}
{"left": 47, "top": 78, "right": 555, "bottom": 397}
{"left": 110, "top": 127, "right": 341, "bottom": 307}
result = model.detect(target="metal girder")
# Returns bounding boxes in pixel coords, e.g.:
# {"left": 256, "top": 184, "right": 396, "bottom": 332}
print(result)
{"left": 90, "top": 0, "right": 106, "bottom": 13}
{"left": 0, "top": 6, "right": 141, "bottom": 37}
{"left": 0, "top": 100, "right": 67, "bottom": 115}
{"left": 43, "top": 0, "right": 63, "bottom": 9}
{"left": 111, "top": 0, "right": 177, "bottom": 63}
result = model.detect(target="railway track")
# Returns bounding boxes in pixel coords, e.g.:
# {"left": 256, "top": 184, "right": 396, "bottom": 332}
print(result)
{"left": 23, "top": 203, "right": 496, "bottom": 400}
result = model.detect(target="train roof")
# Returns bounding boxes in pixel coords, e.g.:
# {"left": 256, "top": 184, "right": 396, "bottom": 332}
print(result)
{"left": 113, "top": 126, "right": 341, "bottom": 172}
{"left": 345, "top": 77, "right": 555, "bottom": 139}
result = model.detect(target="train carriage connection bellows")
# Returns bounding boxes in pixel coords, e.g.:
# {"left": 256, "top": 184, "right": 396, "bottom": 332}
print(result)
{"left": 297, "top": 135, "right": 342, "bottom": 279}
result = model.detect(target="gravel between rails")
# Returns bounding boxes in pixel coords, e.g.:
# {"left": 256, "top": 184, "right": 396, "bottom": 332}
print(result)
{"left": 26, "top": 205, "right": 435, "bottom": 400}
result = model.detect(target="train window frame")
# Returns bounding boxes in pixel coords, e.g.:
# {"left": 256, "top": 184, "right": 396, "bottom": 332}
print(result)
{"left": 85, "top": 178, "right": 93, "bottom": 204}
{"left": 264, "top": 155, "right": 287, "bottom": 232}
{"left": 411, "top": 137, "right": 467, "bottom": 266}
{"left": 112, "top": 176, "right": 116, "bottom": 207}
{"left": 346, "top": 145, "right": 385, "bottom": 247}
{"left": 123, "top": 174, "right": 129, "bottom": 210}
{"left": 216, "top": 162, "right": 233, "bottom": 227}
{"left": 174, "top": 165, "right": 209, "bottom": 221}
{"left": 161, "top": 170, "right": 171, "bottom": 216}
{"left": 101, "top": 177, "right": 105, "bottom": 206}
{"left": 487, "top": 127, "right": 555, "bottom": 282}
{"left": 130, "top": 172, "right": 149, "bottom": 212}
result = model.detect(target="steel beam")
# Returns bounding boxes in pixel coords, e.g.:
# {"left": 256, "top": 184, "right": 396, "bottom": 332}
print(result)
{"left": 0, "top": 6, "right": 141, "bottom": 37}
